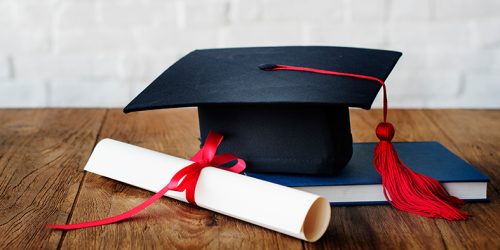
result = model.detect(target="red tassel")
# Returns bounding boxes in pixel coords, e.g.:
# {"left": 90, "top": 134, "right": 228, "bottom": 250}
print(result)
{"left": 374, "top": 122, "right": 471, "bottom": 220}
{"left": 260, "top": 64, "right": 472, "bottom": 220}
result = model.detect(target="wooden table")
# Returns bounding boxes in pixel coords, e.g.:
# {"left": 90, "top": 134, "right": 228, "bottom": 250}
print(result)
{"left": 0, "top": 108, "right": 498, "bottom": 249}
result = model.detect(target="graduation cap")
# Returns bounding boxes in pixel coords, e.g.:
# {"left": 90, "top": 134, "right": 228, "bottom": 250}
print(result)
{"left": 125, "top": 46, "right": 470, "bottom": 220}
{"left": 125, "top": 46, "right": 399, "bottom": 175}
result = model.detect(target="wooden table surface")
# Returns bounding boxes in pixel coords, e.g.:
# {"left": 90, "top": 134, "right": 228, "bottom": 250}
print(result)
{"left": 0, "top": 108, "right": 499, "bottom": 249}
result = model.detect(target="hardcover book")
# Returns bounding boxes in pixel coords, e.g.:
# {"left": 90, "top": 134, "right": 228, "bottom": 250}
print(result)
{"left": 245, "top": 142, "right": 489, "bottom": 205}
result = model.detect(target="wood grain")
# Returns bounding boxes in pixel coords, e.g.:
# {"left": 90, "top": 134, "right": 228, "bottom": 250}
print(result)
{"left": 424, "top": 110, "right": 500, "bottom": 249}
{"left": 0, "top": 109, "right": 106, "bottom": 249}
{"left": 1, "top": 108, "right": 499, "bottom": 249}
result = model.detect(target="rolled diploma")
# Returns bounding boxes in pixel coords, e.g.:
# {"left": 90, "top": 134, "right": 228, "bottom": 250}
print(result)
{"left": 84, "top": 139, "right": 331, "bottom": 242}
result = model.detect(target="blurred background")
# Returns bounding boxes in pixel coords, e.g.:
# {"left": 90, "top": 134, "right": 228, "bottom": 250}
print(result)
{"left": 0, "top": 0, "right": 499, "bottom": 108}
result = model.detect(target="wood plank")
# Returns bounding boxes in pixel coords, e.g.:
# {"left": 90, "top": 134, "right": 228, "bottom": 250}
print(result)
{"left": 1, "top": 108, "right": 492, "bottom": 249}
{"left": 0, "top": 109, "right": 106, "bottom": 249}
{"left": 60, "top": 108, "right": 302, "bottom": 249}
{"left": 423, "top": 110, "right": 500, "bottom": 249}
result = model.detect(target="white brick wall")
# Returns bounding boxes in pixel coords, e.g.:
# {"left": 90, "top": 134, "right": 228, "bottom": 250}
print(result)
{"left": 0, "top": 0, "right": 499, "bottom": 108}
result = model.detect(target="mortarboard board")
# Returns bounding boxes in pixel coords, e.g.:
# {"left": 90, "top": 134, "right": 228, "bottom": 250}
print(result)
{"left": 124, "top": 46, "right": 401, "bottom": 175}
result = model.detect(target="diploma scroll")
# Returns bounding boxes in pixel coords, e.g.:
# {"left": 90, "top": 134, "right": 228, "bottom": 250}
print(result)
{"left": 84, "top": 139, "right": 331, "bottom": 242}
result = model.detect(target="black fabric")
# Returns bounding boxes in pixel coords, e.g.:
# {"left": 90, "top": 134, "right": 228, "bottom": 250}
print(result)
{"left": 124, "top": 46, "right": 402, "bottom": 113}
{"left": 198, "top": 104, "right": 353, "bottom": 175}
{"left": 124, "top": 46, "right": 402, "bottom": 175}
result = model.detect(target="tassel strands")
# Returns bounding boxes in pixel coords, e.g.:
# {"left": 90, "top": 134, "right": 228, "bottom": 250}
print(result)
{"left": 374, "top": 122, "right": 471, "bottom": 220}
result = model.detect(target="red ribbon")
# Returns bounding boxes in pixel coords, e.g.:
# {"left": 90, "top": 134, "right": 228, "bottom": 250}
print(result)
{"left": 47, "top": 131, "right": 246, "bottom": 230}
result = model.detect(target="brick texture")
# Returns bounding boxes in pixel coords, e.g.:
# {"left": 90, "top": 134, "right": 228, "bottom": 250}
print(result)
{"left": 0, "top": 0, "right": 499, "bottom": 108}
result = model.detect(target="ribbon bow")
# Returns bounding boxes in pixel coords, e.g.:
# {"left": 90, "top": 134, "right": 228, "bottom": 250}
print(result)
{"left": 47, "top": 131, "right": 246, "bottom": 230}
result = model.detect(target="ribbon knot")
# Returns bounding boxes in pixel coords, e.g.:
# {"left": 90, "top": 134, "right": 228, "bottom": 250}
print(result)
{"left": 173, "top": 131, "right": 246, "bottom": 205}
{"left": 47, "top": 131, "right": 245, "bottom": 230}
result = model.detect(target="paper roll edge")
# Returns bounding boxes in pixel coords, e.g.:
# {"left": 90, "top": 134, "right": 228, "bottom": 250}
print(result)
{"left": 302, "top": 196, "right": 331, "bottom": 242}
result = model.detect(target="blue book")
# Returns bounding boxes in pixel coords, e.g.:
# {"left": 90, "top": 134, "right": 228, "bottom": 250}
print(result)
{"left": 245, "top": 142, "right": 489, "bottom": 205}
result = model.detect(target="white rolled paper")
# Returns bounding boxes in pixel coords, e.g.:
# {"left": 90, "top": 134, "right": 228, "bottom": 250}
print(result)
{"left": 84, "top": 139, "right": 331, "bottom": 242}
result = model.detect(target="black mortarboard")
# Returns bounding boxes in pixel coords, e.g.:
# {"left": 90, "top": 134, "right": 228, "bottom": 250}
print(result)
{"left": 124, "top": 46, "right": 402, "bottom": 175}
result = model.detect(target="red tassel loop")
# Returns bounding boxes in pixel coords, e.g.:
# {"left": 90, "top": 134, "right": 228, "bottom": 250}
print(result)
{"left": 261, "top": 64, "right": 471, "bottom": 220}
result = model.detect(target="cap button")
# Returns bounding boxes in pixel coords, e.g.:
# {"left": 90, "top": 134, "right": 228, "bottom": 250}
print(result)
{"left": 258, "top": 64, "right": 277, "bottom": 71}
{"left": 376, "top": 122, "right": 395, "bottom": 141}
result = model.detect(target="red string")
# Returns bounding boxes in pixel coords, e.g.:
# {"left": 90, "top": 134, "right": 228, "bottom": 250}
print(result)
{"left": 47, "top": 131, "right": 246, "bottom": 230}
{"left": 264, "top": 64, "right": 470, "bottom": 220}
{"left": 269, "top": 64, "right": 389, "bottom": 122}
